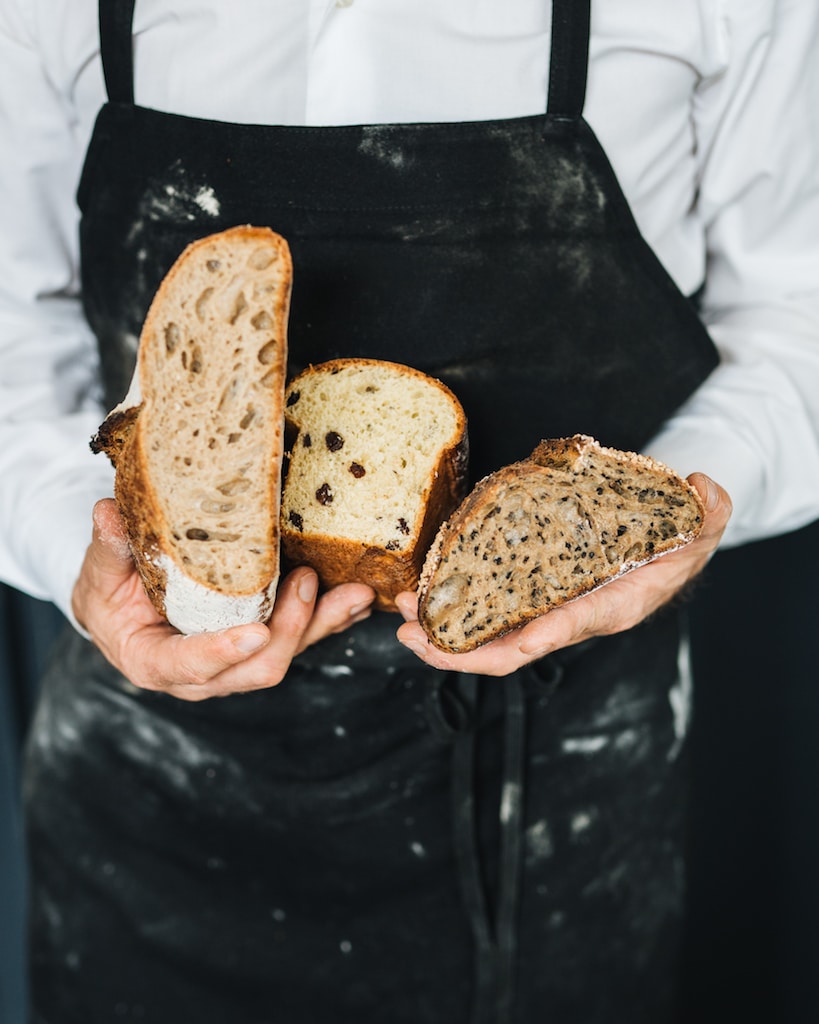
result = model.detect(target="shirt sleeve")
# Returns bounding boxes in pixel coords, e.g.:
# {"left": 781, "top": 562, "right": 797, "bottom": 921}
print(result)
{"left": 0, "top": 6, "right": 114, "bottom": 622}
{"left": 644, "top": 0, "right": 819, "bottom": 547}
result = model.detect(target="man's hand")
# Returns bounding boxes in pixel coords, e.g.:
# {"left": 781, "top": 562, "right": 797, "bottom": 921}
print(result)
{"left": 395, "top": 473, "right": 731, "bottom": 676}
{"left": 72, "top": 498, "right": 375, "bottom": 700}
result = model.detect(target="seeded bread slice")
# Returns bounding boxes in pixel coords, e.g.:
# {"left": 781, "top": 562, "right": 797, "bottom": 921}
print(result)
{"left": 281, "top": 359, "right": 468, "bottom": 611}
{"left": 91, "top": 226, "right": 292, "bottom": 634}
{"left": 417, "top": 434, "right": 704, "bottom": 653}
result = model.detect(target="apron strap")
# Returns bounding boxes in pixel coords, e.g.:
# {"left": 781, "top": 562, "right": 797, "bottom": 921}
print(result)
{"left": 99, "top": 0, "right": 137, "bottom": 105}
{"left": 546, "top": 0, "right": 591, "bottom": 120}
{"left": 448, "top": 677, "right": 496, "bottom": 1022}
{"left": 427, "top": 673, "right": 529, "bottom": 1024}
{"left": 494, "top": 674, "right": 526, "bottom": 1023}
{"left": 98, "top": 0, "right": 591, "bottom": 121}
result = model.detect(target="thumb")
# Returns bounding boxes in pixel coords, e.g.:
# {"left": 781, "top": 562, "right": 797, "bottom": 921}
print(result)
{"left": 71, "top": 498, "right": 139, "bottom": 633}
{"left": 393, "top": 590, "right": 419, "bottom": 623}
{"left": 89, "top": 498, "right": 135, "bottom": 578}
{"left": 687, "top": 473, "right": 733, "bottom": 540}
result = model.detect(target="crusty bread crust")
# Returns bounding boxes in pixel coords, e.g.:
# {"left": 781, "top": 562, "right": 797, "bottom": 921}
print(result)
{"left": 417, "top": 434, "right": 705, "bottom": 652}
{"left": 92, "top": 226, "right": 292, "bottom": 634}
{"left": 281, "top": 358, "right": 468, "bottom": 611}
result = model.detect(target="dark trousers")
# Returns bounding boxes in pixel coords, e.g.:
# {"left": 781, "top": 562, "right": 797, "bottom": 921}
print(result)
{"left": 0, "top": 586, "right": 63, "bottom": 1024}
{"left": 682, "top": 516, "right": 819, "bottom": 1023}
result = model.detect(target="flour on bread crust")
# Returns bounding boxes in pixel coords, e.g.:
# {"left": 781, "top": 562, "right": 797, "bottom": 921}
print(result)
{"left": 92, "top": 226, "right": 291, "bottom": 635}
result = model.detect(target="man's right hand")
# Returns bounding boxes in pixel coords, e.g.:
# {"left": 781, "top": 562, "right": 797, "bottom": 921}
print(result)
{"left": 71, "top": 499, "right": 376, "bottom": 701}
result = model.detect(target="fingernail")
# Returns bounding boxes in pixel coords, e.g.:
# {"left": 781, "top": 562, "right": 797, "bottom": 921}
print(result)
{"left": 298, "top": 573, "right": 319, "bottom": 603}
{"left": 702, "top": 475, "right": 719, "bottom": 512}
{"left": 233, "top": 632, "right": 267, "bottom": 654}
{"left": 348, "top": 601, "right": 372, "bottom": 619}
{"left": 518, "top": 640, "right": 552, "bottom": 658}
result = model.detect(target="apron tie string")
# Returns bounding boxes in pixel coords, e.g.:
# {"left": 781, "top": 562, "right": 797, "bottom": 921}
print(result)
{"left": 425, "top": 673, "right": 528, "bottom": 1024}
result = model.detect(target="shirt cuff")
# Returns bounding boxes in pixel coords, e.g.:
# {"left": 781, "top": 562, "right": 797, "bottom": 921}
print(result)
{"left": 643, "top": 418, "right": 765, "bottom": 549}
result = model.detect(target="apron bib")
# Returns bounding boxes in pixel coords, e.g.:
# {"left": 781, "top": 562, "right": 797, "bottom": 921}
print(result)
{"left": 26, "top": 2, "right": 714, "bottom": 1021}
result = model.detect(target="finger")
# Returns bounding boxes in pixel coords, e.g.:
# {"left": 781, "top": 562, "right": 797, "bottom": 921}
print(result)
{"left": 215, "top": 576, "right": 376, "bottom": 691}
{"left": 72, "top": 500, "right": 157, "bottom": 634}
{"left": 264, "top": 566, "right": 321, "bottom": 656}
{"left": 93, "top": 497, "right": 131, "bottom": 548}
{"left": 296, "top": 583, "right": 376, "bottom": 653}
{"left": 516, "top": 595, "right": 614, "bottom": 657}
{"left": 204, "top": 567, "right": 337, "bottom": 688}
{"left": 86, "top": 499, "right": 137, "bottom": 593}
{"left": 393, "top": 591, "right": 419, "bottom": 622}
{"left": 400, "top": 571, "right": 643, "bottom": 675}
{"left": 688, "top": 473, "right": 733, "bottom": 538}
{"left": 119, "top": 621, "right": 272, "bottom": 697}
{"left": 397, "top": 619, "right": 530, "bottom": 675}
{"left": 193, "top": 575, "right": 375, "bottom": 697}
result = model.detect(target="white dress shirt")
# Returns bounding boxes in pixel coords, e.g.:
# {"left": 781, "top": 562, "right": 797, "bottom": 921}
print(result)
{"left": 1, "top": 0, "right": 818, "bottom": 623}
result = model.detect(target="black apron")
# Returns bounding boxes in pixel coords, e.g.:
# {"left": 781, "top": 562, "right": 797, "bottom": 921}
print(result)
{"left": 25, "top": 2, "right": 718, "bottom": 1022}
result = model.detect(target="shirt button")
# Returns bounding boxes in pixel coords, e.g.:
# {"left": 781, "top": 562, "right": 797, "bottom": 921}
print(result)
{"left": 335, "top": 0, "right": 354, "bottom": 7}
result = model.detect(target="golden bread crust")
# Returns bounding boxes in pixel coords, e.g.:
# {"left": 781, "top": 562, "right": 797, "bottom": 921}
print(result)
{"left": 281, "top": 358, "right": 468, "bottom": 611}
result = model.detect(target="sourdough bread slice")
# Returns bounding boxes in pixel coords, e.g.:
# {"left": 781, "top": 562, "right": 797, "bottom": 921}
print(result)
{"left": 281, "top": 359, "right": 468, "bottom": 611}
{"left": 92, "top": 225, "right": 291, "bottom": 634}
{"left": 417, "top": 434, "right": 704, "bottom": 653}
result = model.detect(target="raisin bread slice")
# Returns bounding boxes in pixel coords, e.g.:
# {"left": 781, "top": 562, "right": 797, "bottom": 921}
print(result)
{"left": 417, "top": 434, "right": 704, "bottom": 653}
{"left": 92, "top": 225, "right": 291, "bottom": 634}
{"left": 281, "top": 359, "right": 468, "bottom": 611}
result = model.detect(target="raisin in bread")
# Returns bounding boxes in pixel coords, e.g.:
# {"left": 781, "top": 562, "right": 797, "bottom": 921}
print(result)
{"left": 91, "top": 225, "right": 291, "bottom": 634}
{"left": 417, "top": 434, "right": 704, "bottom": 653}
{"left": 281, "top": 359, "right": 468, "bottom": 611}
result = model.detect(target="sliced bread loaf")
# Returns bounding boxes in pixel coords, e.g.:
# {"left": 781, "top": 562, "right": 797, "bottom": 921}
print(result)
{"left": 281, "top": 359, "right": 468, "bottom": 611}
{"left": 417, "top": 434, "right": 704, "bottom": 653}
{"left": 91, "top": 225, "right": 292, "bottom": 634}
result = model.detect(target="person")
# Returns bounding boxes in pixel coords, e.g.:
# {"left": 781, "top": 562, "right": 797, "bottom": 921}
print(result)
{"left": 1, "top": 1, "right": 817, "bottom": 1022}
